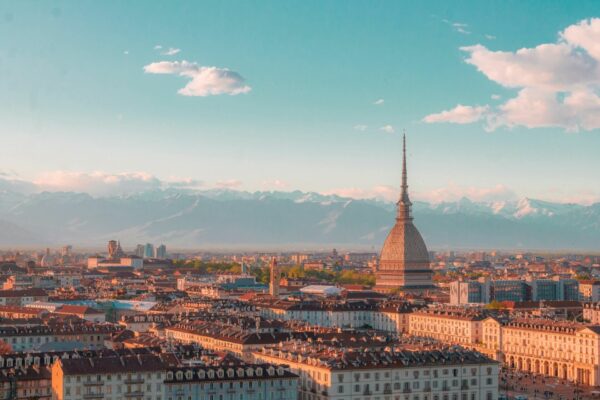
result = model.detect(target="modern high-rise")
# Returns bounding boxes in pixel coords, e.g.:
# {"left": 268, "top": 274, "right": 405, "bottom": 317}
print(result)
{"left": 375, "top": 135, "right": 433, "bottom": 293}
{"left": 155, "top": 244, "right": 167, "bottom": 259}
{"left": 144, "top": 243, "right": 154, "bottom": 259}
{"left": 135, "top": 244, "right": 145, "bottom": 257}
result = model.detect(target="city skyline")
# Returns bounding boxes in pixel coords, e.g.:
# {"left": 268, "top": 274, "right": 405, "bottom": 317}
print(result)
{"left": 2, "top": 1, "right": 600, "bottom": 204}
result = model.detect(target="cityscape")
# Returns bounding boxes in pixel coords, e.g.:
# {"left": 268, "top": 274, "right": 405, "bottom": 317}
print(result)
{"left": 2, "top": 2, "right": 600, "bottom": 400}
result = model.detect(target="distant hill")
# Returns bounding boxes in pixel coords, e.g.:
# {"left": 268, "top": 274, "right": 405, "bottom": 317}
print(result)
{"left": 0, "top": 189, "right": 598, "bottom": 250}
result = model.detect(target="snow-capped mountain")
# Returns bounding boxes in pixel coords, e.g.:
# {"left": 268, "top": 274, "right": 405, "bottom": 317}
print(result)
{"left": 0, "top": 189, "right": 598, "bottom": 250}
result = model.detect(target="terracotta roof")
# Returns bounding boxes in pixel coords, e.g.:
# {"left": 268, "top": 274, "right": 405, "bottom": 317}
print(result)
{"left": 55, "top": 305, "right": 103, "bottom": 315}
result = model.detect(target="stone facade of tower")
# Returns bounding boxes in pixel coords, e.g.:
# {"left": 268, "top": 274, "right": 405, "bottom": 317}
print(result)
{"left": 375, "top": 135, "right": 434, "bottom": 293}
{"left": 269, "top": 258, "right": 280, "bottom": 297}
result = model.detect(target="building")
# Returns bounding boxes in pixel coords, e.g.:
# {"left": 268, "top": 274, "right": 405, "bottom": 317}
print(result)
{"left": 155, "top": 244, "right": 167, "bottom": 259}
{"left": 450, "top": 277, "right": 579, "bottom": 305}
{"left": 107, "top": 240, "right": 124, "bottom": 259}
{"left": 583, "top": 303, "right": 600, "bottom": 323}
{"left": 51, "top": 354, "right": 167, "bottom": 400}
{"left": 165, "top": 322, "right": 296, "bottom": 361}
{"left": 0, "top": 324, "right": 119, "bottom": 352}
{"left": 254, "top": 343, "right": 499, "bottom": 400}
{"left": 579, "top": 281, "right": 600, "bottom": 302}
{"left": 144, "top": 243, "right": 155, "bottom": 259}
{"left": 135, "top": 244, "right": 145, "bottom": 258}
{"left": 0, "top": 305, "right": 48, "bottom": 319}
{"left": 375, "top": 135, "right": 433, "bottom": 292}
{"left": 87, "top": 256, "right": 143, "bottom": 270}
{"left": 0, "top": 365, "right": 51, "bottom": 400}
{"left": 0, "top": 288, "right": 48, "bottom": 306}
{"left": 408, "top": 308, "right": 486, "bottom": 346}
{"left": 53, "top": 305, "right": 106, "bottom": 323}
{"left": 164, "top": 364, "right": 298, "bottom": 400}
{"left": 480, "top": 318, "right": 600, "bottom": 386}
{"left": 270, "top": 258, "right": 280, "bottom": 297}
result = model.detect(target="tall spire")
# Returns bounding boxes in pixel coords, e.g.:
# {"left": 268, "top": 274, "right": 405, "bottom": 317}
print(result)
{"left": 397, "top": 132, "right": 412, "bottom": 221}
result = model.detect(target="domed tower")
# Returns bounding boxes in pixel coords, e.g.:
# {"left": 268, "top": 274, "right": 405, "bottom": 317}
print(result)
{"left": 375, "top": 135, "right": 433, "bottom": 293}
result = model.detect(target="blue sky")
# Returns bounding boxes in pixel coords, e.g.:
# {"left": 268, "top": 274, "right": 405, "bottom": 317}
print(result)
{"left": 1, "top": 1, "right": 600, "bottom": 203}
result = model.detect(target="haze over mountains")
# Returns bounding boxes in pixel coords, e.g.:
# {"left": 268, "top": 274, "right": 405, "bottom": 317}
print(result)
{"left": 0, "top": 188, "right": 599, "bottom": 251}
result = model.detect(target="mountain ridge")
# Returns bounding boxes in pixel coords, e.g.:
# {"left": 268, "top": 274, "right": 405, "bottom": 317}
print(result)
{"left": 0, "top": 189, "right": 598, "bottom": 250}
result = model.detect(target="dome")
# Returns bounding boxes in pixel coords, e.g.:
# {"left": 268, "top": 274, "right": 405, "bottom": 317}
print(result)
{"left": 379, "top": 220, "right": 430, "bottom": 268}
{"left": 375, "top": 134, "right": 433, "bottom": 292}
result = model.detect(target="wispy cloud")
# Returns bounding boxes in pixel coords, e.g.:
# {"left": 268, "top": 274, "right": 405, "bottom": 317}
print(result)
{"left": 441, "top": 19, "right": 471, "bottom": 34}
{"left": 424, "top": 18, "right": 600, "bottom": 132}
{"left": 161, "top": 47, "right": 181, "bottom": 56}
{"left": 354, "top": 124, "right": 368, "bottom": 131}
{"left": 154, "top": 45, "right": 162, "bottom": 50}
{"left": 380, "top": 125, "right": 395, "bottom": 133}
{"left": 144, "top": 61, "right": 251, "bottom": 97}
{"left": 374, "top": 99, "right": 384, "bottom": 105}
{"left": 423, "top": 104, "right": 489, "bottom": 124}
{"left": 123, "top": 50, "right": 129, "bottom": 55}
{"left": 485, "top": 34, "right": 496, "bottom": 40}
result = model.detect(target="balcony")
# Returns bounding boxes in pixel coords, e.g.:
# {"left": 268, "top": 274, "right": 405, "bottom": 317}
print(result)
{"left": 124, "top": 391, "right": 144, "bottom": 398}
{"left": 83, "top": 382, "right": 103, "bottom": 387}
{"left": 403, "top": 388, "right": 412, "bottom": 393}
{"left": 124, "top": 378, "right": 144, "bottom": 384}
{"left": 363, "top": 389, "right": 373, "bottom": 395}
{"left": 83, "top": 393, "right": 104, "bottom": 399}
{"left": 384, "top": 389, "right": 392, "bottom": 395}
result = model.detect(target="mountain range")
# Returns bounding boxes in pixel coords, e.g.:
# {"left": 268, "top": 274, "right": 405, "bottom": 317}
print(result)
{"left": 0, "top": 189, "right": 599, "bottom": 251}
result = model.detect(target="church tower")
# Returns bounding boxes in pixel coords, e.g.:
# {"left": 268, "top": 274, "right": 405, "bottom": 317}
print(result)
{"left": 269, "top": 257, "right": 280, "bottom": 297}
{"left": 375, "top": 134, "right": 433, "bottom": 293}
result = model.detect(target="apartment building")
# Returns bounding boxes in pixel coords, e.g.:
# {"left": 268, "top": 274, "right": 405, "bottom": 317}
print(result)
{"left": 254, "top": 343, "right": 499, "bottom": 400}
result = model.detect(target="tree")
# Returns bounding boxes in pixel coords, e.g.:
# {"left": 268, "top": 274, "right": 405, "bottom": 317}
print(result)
{"left": 0, "top": 339, "right": 12, "bottom": 355}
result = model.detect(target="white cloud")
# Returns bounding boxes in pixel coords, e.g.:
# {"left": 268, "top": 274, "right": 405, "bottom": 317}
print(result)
{"left": 442, "top": 19, "right": 471, "bottom": 34}
{"left": 123, "top": 50, "right": 129, "bottom": 55}
{"left": 354, "top": 124, "right": 368, "bottom": 131}
{"left": 31, "top": 171, "right": 204, "bottom": 196}
{"left": 144, "top": 60, "right": 251, "bottom": 96}
{"left": 216, "top": 179, "right": 243, "bottom": 189}
{"left": 424, "top": 18, "right": 600, "bottom": 132}
{"left": 485, "top": 34, "right": 496, "bottom": 40}
{"left": 423, "top": 104, "right": 489, "bottom": 124}
{"left": 154, "top": 45, "right": 162, "bottom": 50}
{"left": 491, "top": 94, "right": 501, "bottom": 100}
{"left": 162, "top": 47, "right": 181, "bottom": 56}
{"left": 380, "top": 125, "right": 395, "bottom": 133}
{"left": 322, "top": 185, "right": 397, "bottom": 202}
{"left": 414, "top": 184, "right": 518, "bottom": 203}
{"left": 374, "top": 99, "right": 384, "bottom": 105}
{"left": 261, "top": 179, "right": 288, "bottom": 189}
{"left": 34, "top": 171, "right": 163, "bottom": 196}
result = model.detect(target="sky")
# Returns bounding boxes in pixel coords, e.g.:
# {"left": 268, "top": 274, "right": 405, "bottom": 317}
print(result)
{"left": 1, "top": 1, "right": 600, "bottom": 204}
